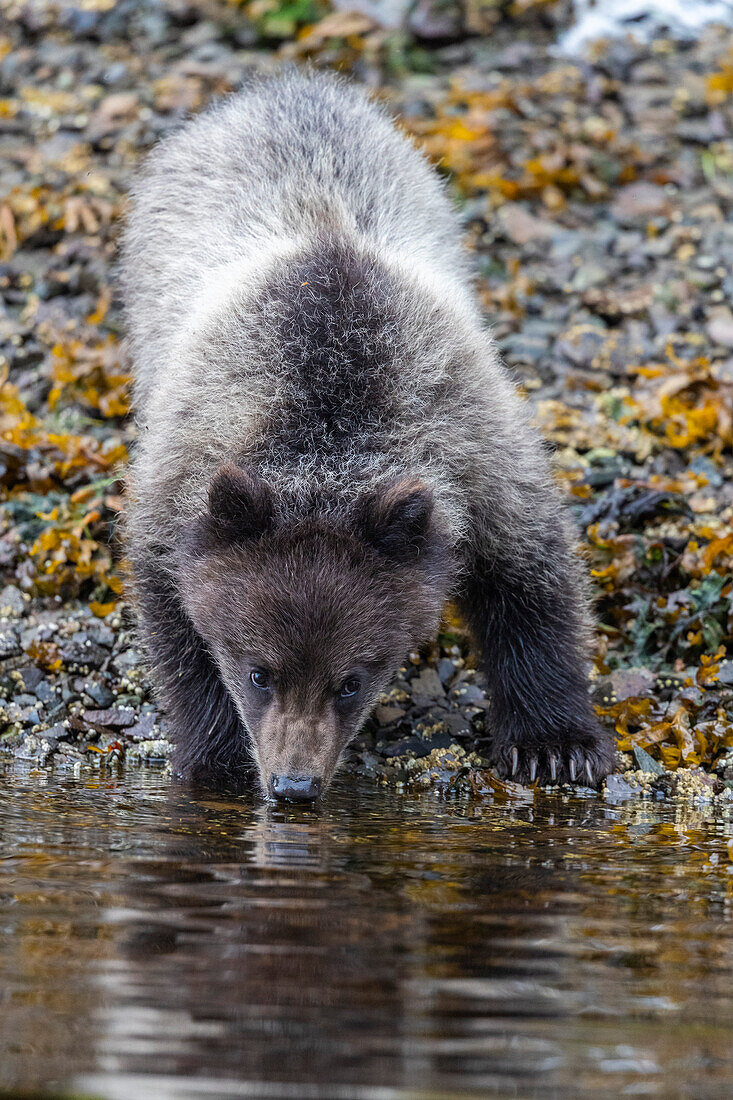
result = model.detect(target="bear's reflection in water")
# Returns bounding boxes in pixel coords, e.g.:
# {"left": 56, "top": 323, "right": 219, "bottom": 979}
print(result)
{"left": 103, "top": 782, "right": 585, "bottom": 1095}
{"left": 2, "top": 768, "right": 732, "bottom": 1099}
{"left": 89, "top": 778, "right": 692, "bottom": 1099}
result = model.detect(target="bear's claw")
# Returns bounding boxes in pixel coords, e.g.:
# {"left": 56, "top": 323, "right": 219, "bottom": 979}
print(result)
{"left": 501, "top": 741, "right": 612, "bottom": 789}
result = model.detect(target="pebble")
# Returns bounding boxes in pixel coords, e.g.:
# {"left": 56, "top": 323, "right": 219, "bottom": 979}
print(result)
{"left": 83, "top": 680, "right": 115, "bottom": 708}
{"left": 410, "top": 667, "right": 444, "bottom": 701}
{"left": 83, "top": 706, "right": 137, "bottom": 728}
{"left": 0, "top": 627, "right": 21, "bottom": 659}
{"left": 0, "top": 586, "right": 27, "bottom": 617}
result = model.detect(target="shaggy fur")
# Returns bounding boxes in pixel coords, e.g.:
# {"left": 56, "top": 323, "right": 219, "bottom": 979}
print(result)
{"left": 121, "top": 69, "right": 613, "bottom": 795}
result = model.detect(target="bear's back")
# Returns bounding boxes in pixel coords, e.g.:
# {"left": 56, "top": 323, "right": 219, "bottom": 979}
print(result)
{"left": 121, "top": 70, "right": 469, "bottom": 399}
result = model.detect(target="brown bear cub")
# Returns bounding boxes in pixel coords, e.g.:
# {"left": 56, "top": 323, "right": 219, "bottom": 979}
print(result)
{"left": 121, "top": 70, "right": 613, "bottom": 801}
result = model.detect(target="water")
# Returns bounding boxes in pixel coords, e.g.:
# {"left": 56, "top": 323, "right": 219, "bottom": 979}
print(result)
{"left": 1, "top": 765, "right": 732, "bottom": 1099}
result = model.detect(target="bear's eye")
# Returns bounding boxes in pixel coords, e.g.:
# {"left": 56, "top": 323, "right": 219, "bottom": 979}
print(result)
{"left": 338, "top": 677, "right": 361, "bottom": 700}
{"left": 250, "top": 668, "right": 272, "bottom": 691}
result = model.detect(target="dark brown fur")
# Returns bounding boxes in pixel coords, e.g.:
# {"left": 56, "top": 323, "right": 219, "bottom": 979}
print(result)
{"left": 155, "top": 467, "right": 453, "bottom": 793}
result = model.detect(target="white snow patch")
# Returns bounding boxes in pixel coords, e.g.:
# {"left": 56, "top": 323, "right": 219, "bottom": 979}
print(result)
{"left": 561, "top": 0, "right": 733, "bottom": 53}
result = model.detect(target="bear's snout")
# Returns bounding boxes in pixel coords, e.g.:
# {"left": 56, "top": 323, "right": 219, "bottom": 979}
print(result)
{"left": 269, "top": 773, "right": 323, "bottom": 803}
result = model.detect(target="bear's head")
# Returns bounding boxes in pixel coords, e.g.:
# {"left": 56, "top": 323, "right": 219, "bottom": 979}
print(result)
{"left": 179, "top": 465, "right": 452, "bottom": 800}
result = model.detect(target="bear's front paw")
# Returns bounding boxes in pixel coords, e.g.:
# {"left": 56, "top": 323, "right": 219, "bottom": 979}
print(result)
{"left": 492, "top": 728, "right": 614, "bottom": 788}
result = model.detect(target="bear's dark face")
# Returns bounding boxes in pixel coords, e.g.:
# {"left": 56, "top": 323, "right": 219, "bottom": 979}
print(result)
{"left": 179, "top": 466, "right": 451, "bottom": 800}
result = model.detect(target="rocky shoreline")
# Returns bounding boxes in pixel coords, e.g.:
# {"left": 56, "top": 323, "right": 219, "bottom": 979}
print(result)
{"left": 2, "top": 582, "right": 732, "bottom": 809}
{"left": 1, "top": 2, "right": 732, "bottom": 805}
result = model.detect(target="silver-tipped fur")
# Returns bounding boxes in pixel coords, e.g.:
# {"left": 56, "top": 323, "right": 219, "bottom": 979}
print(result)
{"left": 121, "top": 70, "right": 613, "bottom": 793}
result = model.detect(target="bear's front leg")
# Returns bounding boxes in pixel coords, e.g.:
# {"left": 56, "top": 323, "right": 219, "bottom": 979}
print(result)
{"left": 458, "top": 528, "right": 613, "bottom": 787}
{"left": 135, "top": 553, "right": 254, "bottom": 790}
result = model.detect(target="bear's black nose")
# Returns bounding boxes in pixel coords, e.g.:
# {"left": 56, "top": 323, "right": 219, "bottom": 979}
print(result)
{"left": 270, "top": 774, "right": 322, "bottom": 802}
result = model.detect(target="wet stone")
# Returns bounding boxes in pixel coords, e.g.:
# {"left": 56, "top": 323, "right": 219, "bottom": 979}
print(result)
{"left": 127, "top": 739, "right": 172, "bottom": 762}
{"left": 16, "top": 665, "right": 44, "bottom": 692}
{"left": 83, "top": 706, "right": 137, "bottom": 728}
{"left": 59, "top": 637, "right": 108, "bottom": 668}
{"left": 0, "top": 585, "right": 26, "bottom": 617}
{"left": 415, "top": 708, "right": 450, "bottom": 730}
{"left": 82, "top": 680, "right": 115, "bottom": 708}
{"left": 374, "top": 704, "right": 407, "bottom": 726}
{"left": 715, "top": 749, "right": 733, "bottom": 780}
{"left": 436, "top": 657, "right": 457, "bottom": 685}
{"left": 706, "top": 307, "right": 733, "bottom": 348}
{"left": 379, "top": 728, "right": 453, "bottom": 759}
{"left": 13, "top": 693, "right": 37, "bottom": 707}
{"left": 0, "top": 626, "right": 21, "bottom": 658}
{"left": 717, "top": 660, "right": 733, "bottom": 686}
{"left": 610, "top": 182, "right": 671, "bottom": 223}
{"left": 84, "top": 621, "right": 116, "bottom": 648}
{"left": 442, "top": 711, "right": 474, "bottom": 738}
{"left": 41, "top": 723, "right": 68, "bottom": 741}
{"left": 633, "top": 746, "right": 666, "bottom": 776}
{"left": 33, "top": 680, "right": 57, "bottom": 705}
{"left": 22, "top": 622, "right": 61, "bottom": 649}
{"left": 127, "top": 713, "right": 158, "bottom": 740}
{"left": 609, "top": 668, "right": 656, "bottom": 701}
{"left": 112, "top": 648, "right": 141, "bottom": 671}
{"left": 14, "top": 734, "right": 57, "bottom": 762}
{"left": 449, "top": 682, "right": 487, "bottom": 707}
{"left": 500, "top": 333, "right": 550, "bottom": 364}
{"left": 410, "top": 667, "right": 445, "bottom": 703}
{"left": 55, "top": 743, "right": 87, "bottom": 761}
{"left": 604, "top": 773, "right": 642, "bottom": 803}
{"left": 43, "top": 702, "right": 66, "bottom": 724}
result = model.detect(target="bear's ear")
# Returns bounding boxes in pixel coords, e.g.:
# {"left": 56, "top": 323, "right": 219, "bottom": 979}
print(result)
{"left": 207, "top": 464, "right": 273, "bottom": 544}
{"left": 354, "top": 478, "right": 434, "bottom": 563}
{"left": 184, "top": 465, "right": 273, "bottom": 555}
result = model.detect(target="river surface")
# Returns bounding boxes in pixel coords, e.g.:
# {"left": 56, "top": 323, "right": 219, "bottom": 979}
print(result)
{"left": 1, "top": 765, "right": 732, "bottom": 1100}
